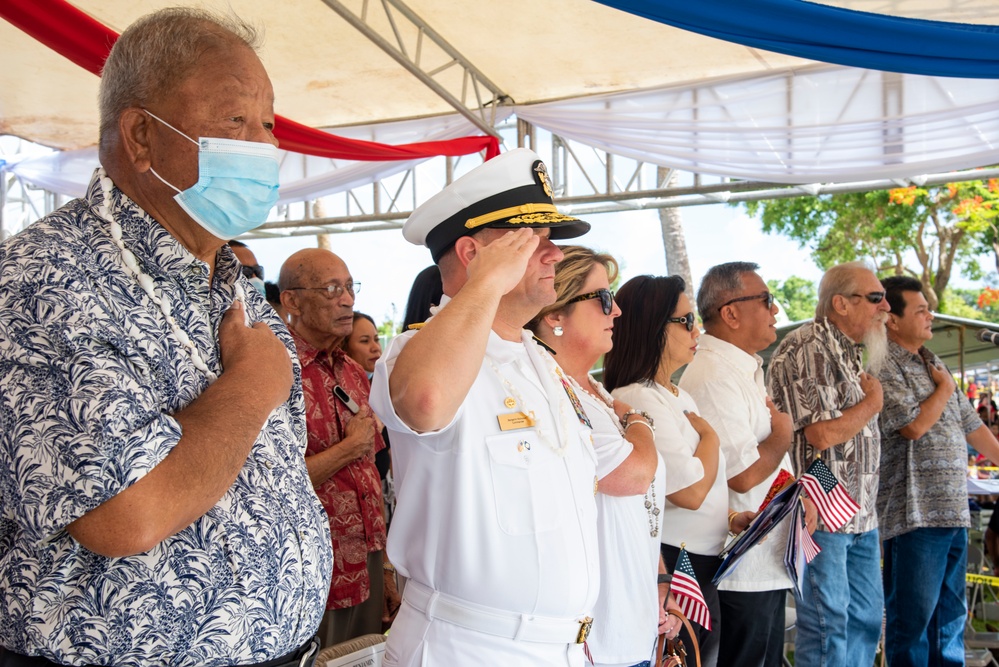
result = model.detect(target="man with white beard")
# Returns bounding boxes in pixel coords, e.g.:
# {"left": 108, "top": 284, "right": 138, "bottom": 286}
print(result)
{"left": 767, "top": 261, "right": 889, "bottom": 667}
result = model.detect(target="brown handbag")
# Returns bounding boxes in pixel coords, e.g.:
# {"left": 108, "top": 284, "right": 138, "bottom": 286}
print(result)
{"left": 655, "top": 610, "right": 702, "bottom": 667}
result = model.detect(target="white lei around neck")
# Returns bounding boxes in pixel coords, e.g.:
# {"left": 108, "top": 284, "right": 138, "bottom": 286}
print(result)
{"left": 487, "top": 343, "right": 573, "bottom": 457}
{"left": 94, "top": 167, "right": 246, "bottom": 383}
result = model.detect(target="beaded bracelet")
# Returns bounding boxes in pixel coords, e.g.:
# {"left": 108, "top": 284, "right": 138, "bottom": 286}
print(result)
{"left": 625, "top": 419, "right": 654, "bottom": 436}
{"left": 620, "top": 409, "right": 655, "bottom": 432}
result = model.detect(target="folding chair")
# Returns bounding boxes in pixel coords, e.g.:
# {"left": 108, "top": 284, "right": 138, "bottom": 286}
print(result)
{"left": 315, "top": 634, "right": 386, "bottom": 667}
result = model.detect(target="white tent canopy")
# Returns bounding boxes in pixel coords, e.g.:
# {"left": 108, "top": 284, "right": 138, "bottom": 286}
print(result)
{"left": 4, "top": 1, "right": 999, "bottom": 206}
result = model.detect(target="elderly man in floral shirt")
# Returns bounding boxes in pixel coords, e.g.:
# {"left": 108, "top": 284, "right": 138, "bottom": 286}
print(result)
{"left": 0, "top": 9, "right": 331, "bottom": 667}
{"left": 280, "top": 248, "right": 398, "bottom": 647}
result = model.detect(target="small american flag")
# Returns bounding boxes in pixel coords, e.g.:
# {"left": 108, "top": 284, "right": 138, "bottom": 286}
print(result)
{"left": 799, "top": 511, "right": 821, "bottom": 563}
{"left": 670, "top": 546, "right": 711, "bottom": 630}
{"left": 799, "top": 459, "right": 860, "bottom": 532}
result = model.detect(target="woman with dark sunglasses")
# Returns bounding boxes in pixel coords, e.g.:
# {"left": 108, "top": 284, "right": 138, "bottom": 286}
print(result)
{"left": 604, "top": 275, "right": 726, "bottom": 667}
{"left": 527, "top": 246, "right": 678, "bottom": 667}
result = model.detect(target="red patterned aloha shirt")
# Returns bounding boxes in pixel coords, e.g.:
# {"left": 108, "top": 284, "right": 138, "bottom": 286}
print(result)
{"left": 291, "top": 329, "right": 387, "bottom": 609}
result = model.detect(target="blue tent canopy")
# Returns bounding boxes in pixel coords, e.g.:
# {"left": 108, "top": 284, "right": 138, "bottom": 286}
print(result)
{"left": 597, "top": 0, "right": 999, "bottom": 78}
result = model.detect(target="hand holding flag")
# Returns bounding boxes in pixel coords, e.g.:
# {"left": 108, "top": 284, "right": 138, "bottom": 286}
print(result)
{"left": 798, "top": 459, "right": 860, "bottom": 532}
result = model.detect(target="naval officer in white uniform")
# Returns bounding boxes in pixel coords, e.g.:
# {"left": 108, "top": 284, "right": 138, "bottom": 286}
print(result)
{"left": 369, "top": 148, "right": 604, "bottom": 666}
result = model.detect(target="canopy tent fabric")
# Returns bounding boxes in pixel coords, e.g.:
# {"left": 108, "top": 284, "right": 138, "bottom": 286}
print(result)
{"left": 3, "top": 0, "right": 999, "bottom": 204}
{"left": 12, "top": 64, "right": 999, "bottom": 202}
{"left": 514, "top": 66, "right": 999, "bottom": 184}
{"left": 598, "top": 0, "right": 999, "bottom": 79}
{"left": 0, "top": 0, "right": 499, "bottom": 161}
{"left": 5, "top": 112, "right": 510, "bottom": 204}
{"left": 0, "top": 0, "right": 818, "bottom": 150}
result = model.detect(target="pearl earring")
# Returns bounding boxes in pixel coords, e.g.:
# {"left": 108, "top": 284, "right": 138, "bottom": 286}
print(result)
{"left": 554, "top": 326, "right": 564, "bottom": 337}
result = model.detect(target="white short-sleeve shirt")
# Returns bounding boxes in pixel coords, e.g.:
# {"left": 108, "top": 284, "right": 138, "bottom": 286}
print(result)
{"left": 680, "top": 334, "right": 794, "bottom": 591}
{"left": 578, "top": 382, "right": 667, "bottom": 666}
{"left": 369, "top": 307, "right": 600, "bottom": 665}
{"left": 612, "top": 382, "right": 730, "bottom": 556}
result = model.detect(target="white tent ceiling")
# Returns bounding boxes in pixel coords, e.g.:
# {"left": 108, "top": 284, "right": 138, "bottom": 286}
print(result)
{"left": 7, "top": 0, "right": 999, "bottom": 151}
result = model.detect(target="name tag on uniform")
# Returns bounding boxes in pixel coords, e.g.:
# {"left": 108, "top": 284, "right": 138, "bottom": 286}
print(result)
{"left": 497, "top": 411, "right": 535, "bottom": 431}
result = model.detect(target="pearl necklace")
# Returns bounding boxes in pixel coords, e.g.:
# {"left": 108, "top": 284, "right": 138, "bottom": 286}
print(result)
{"left": 95, "top": 167, "right": 243, "bottom": 383}
{"left": 582, "top": 375, "right": 660, "bottom": 538}
{"left": 488, "top": 356, "right": 572, "bottom": 457}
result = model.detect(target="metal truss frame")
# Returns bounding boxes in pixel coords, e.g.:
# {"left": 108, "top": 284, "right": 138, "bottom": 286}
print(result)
{"left": 3, "top": 19, "right": 998, "bottom": 241}
{"left": 317, "top": 0, "right": 510, "bottom": 137}
{"left": 245, "top": 122, "right": 999, "bottom": 239}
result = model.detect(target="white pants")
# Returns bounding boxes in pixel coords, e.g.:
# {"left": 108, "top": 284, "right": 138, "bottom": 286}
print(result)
{"left": 384, "top": 599, "right": 585, "bottom": 667}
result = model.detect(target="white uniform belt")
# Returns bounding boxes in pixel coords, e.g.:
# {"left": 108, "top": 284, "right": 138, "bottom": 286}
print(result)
{"left": 402, "top": 579, "right": 593, "bottom": 644}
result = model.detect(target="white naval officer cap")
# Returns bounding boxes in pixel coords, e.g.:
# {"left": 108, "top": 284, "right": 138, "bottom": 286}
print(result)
{"left": 403, "top": 147, "right": 591, "bottom": 262}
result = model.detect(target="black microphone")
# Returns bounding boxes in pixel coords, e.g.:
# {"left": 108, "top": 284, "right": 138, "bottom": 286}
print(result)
{"left": 977, "top": 329, "right": 999, "bottom": 346}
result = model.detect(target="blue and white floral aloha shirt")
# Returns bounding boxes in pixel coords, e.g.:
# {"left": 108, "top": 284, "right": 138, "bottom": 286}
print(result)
{"left": 0, "top": 171, "right": 333, "bottom": 666}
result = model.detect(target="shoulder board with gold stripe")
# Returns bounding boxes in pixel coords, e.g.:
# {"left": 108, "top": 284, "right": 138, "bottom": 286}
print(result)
{"left": 533, "top": 335, "right": 556, "bottom": 355}
{"left": 407, "top": 322, "right": 426, "bottom": 330}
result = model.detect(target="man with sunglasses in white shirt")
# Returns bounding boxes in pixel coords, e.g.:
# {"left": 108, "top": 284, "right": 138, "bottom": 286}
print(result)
{"left": 680, "top": 261, "right": 807, "bottom": 667}
{"left": 767, "top": 261, "right": 889, "bottom": 667}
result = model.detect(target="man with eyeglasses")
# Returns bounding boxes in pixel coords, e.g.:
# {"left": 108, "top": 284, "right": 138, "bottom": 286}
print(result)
{"left": 876, "top": 276, "right": 999, "bottom": 667}
{"left": 679, "top": 261, "right": 810, "bottom": 667}
{"left": 368, "top": 149, "right": 599, "bottom": 666}
{"left": 278, "top": 248, "right": 390, "bottom": 648}
{"left": 767, "top": 261, "right": 890, "bottom": 667}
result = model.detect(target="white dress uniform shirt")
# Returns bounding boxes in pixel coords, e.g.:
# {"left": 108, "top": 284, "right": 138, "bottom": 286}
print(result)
{"left": 369, "top": 297, "right": 600, "bottom": 666}
{"left": 679, "top": 334, "right": 793, "bottom": 591}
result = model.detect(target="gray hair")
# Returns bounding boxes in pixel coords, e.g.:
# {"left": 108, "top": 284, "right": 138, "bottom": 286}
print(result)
{"left": 816, "top": 260, "right": 874, "bottom": 319}
{"left": 697, "top": 261, "right": 760, "bottom": 325}
{"left": 98, "top": 7, "right": 261, "bottom": 149}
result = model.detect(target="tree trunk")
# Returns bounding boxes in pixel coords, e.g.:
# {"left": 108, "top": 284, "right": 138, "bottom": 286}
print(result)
{"left": 313, "top": 199, "right": 331, "bottom": 250}
{"left": 657, "top": 167, "right": 693, "bottom": 300}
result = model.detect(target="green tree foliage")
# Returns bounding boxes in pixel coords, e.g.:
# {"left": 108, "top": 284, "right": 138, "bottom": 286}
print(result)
{"left": 743, "top": 179, "right": 999, "bottom": 312}
{"left": 940, "top": 289, "right": 985, "bottom": 321}
{"left": 767, "top": 276, "right": 818, "bottom": 322}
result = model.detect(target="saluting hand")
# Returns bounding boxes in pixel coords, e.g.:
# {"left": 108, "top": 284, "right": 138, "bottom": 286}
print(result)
{"left": 465, "top": 228, "right": 540, "bottom": 297}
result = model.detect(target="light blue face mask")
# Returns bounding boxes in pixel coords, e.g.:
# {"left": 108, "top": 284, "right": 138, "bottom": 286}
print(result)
{"left": 248, "top": 276, "right": 266, "bottom": 295}
{"left": 145, "top": 110, "right": 280, "bottom": 240}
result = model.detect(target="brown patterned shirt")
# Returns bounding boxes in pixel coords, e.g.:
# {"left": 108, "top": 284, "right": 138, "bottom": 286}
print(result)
{"left": 876, "top": 340, "right": 981, "bottom": 541}
{"left": 291, "top": 329, "right": 387, "bottom": 609}
{"left": 767, "top": 318, "right": 880, "bottom": 534}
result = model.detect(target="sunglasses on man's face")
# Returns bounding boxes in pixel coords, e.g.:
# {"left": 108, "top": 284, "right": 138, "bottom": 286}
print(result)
{"left": 718, "top": 291, "right": 775, "bottom": 311}
{"left": 667, "top": 312, "right": 696, "bottom": 332}
{"left": 847, "top": 291, "right": 886, "bottom": 304}
{"left": 566, "top": 288, "right": 615, "bottom": 315}
{"left": 240, "top": 264, "right": 265, "bottom": 281}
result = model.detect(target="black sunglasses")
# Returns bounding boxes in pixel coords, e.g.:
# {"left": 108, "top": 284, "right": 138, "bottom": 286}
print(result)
{"left": 847, "top": 291, "right": 886, "bottom": 304}
{"left": 719, "top": 291, "right": 775, "bottom": 311}
{"left": 240, "top": 264, "right": 265, "bottom": 280}
{"left": 567, "top": 288, "right": 615, "bottom": 315}
{"left": 667, "top": 312, "right": 696, "bottom": 332}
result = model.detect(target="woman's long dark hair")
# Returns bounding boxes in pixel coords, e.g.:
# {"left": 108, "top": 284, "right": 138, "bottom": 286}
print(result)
{"left": 603, "top": 274, "right": 686, "bottom": 392}
{"left": 402, "top": 265, "right": 444, "bottom": 329}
